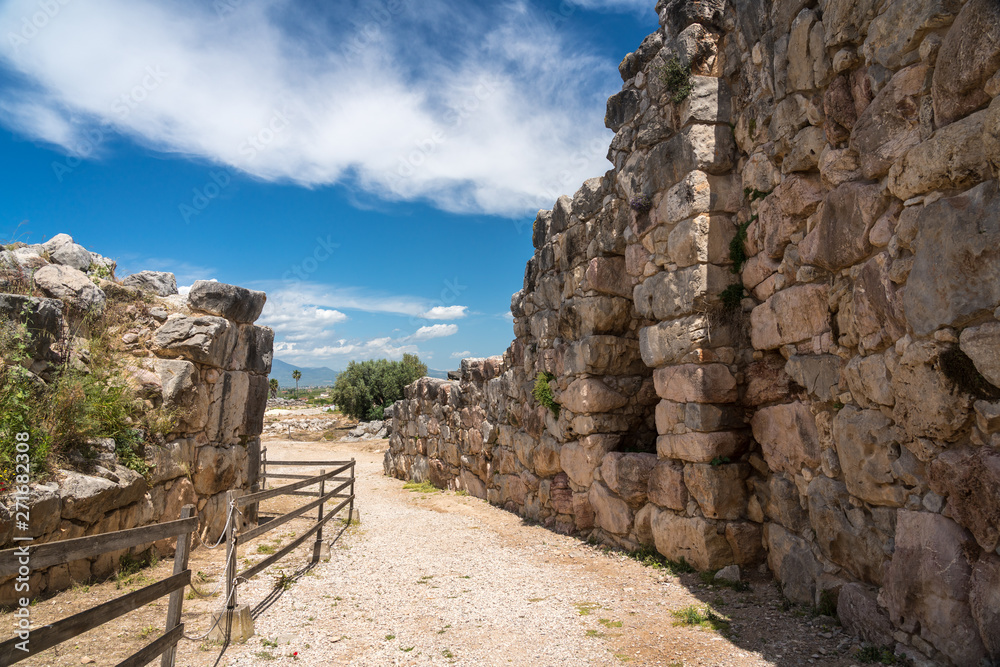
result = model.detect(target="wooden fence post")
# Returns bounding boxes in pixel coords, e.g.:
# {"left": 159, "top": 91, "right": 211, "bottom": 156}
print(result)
{"left": 160, "top": 505, "right": 194, "bottom": 667}
{"left": 224, "top": 490, "right": 237, "bottom": 610}
{"left": 348, "top": 459, "right": 356, "bottom": 525}
{"left": 312, "top": 471, "right": 326, "bottom": 563}
{"left": 261, "top": 446, "right": 267, "bottom": 491}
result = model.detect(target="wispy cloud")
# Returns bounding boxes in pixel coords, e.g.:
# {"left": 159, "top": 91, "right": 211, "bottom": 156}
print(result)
{"left": 409, "top": 324, "right": 458, "bottom": 341}
{"left": 0, "top": 0, "right": 626, "bottom": 216}
{"left": 450, "top": 350, "right": 470, "bottom": 359}
{"left": 259, "top": 282, "right": 469, "bottom": 322}
{"left": 423, "top": 305, "right": 467, "bottom": 320}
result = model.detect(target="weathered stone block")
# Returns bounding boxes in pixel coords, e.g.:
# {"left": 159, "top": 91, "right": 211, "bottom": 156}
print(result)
{"left": 152, "top": 316, "right": 238, "bottom": 369}
{"left": 832, "top": 407, "right": 905, "bottom": 507}
{"left": 762, "top": 475, "right": 808, "bottom": 533}
{"left": 851, "top": 252, "right": 906, "bottom": 352}
{"left": 560, "top": 435, "right": 618, "bottom": 487}
{"left": 750, "top": 284, "right": 830, "bottom": 350}
{"left": 654, "top": 170, "right": 738, "bottom": 227}
{"left": 849, "top": 63, "right": 928, "bottom": 178}
{"left": 837, "top": 583, "right": 895, "bottom": 647}
{"left": 653, "top": 363, "right": 737, "bottom": 404}
{"left": 647, "top": 460, "right": 688, "bottom": 510}
{"left": 891, "top": 341, "right": 970, "bottom": 442}
{"left": 589, "top": 481, "right": 633, "bottom": 535}
{"left": 960, "top": 322, "right": 1000, "bottom": 388}
{"left": 929, "top": 447, "right": 1000, "bottom": 552}
{"left": 751, "top": 402, "right": 821, "bottom": 477}
{"left": 563, "top": 336, "right": 645, "bottom": 376}
{"left": 904, "top": 181, "right": 1000, "bottom": 335}
{"left": 634, "top": 264, "right": 735, "bottom": 321}
{"left": 651, "top": 509, "right": 733, "bottom": 571}
{"left": 640, "top": 315, "right": 722, "bottom": 368}
{"left": 799, "top": 182, "right": 887, "bottom": 271}
{"left": 767, "top": 523, "right": 823, "bottom": 604}
{"left": 883, "top": 511, "right": 986, "bottom": 665}
{"left": 33, "top": 264, "right": 106, "bottom": 314}
{"left": 783, "top": 355, "right": 841, "bottom": 402}
{"left": 654, "top": 214, "right": 734, "bottom": 268}
{"left": 559, "top": 378, "right": 628, "bottom": 414}
{"left": 888, "top": 108, "right": 991, "bottom": 200}
{"left": 683, "top": 462, "right": 748, "bottom": 520}
{"left": 559, "top": 296, "right": 631, "bottom": 337}
{"left": 188, "top": 280, "right": 266, "bottom": 324}
{"left": 656, "top": 430, "right": 747, "bottom": 464}
{"left": 724, "top": 522, "right": 765, "bottom": 566}
{"left": 601, "top": 452, "right": 657, "bottom": 508}
{"left": 932, "top": 0, "right": 1000, "bottom": 126}
{"left": 584, "top": 256, "right": 632, "bottom": 298}
{"left": 807, "top": 476, "right": 887, "bottom": 585}
{"left": 970, "top": 553, "right": 1000, "bottom": 659}
{"left": 863, "top": 0, "right": 960, "bottom": 70}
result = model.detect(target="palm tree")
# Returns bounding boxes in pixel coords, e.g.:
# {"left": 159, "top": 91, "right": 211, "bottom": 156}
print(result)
{"left": 292, "top": 370, "right": 301, "bottom": 397}
{"left": 269, "top": 378, "right": 279, "bottom": 398}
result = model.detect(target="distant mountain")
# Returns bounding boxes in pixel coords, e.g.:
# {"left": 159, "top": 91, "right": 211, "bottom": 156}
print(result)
{"left": 270, "top": 358, "right": 340, "bottom": 388}
{"left": 426, "top": 369, "right": 452, "bottom": 379}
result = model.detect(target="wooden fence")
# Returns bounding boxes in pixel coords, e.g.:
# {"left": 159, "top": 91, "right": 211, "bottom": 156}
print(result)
{"left": 222, "top": 458, "right": 356, "bottom": 612}
{"left": 0, "top": 457, "right": 357, "bottom": 664}
{"left": 0, "top": 505, "right": 197, "bottom": 667}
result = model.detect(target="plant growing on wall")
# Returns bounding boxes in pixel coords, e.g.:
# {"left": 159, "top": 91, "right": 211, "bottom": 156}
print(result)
{"left": 532, "top": 372, "right": 560, "bottom": 417}
{"left": 659, "top": 56, "right": 693, "bottom": 104}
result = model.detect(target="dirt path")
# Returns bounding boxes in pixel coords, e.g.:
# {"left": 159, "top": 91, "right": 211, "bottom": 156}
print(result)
{"left": 2, "top": 435, "right": 861, "bottom": 667}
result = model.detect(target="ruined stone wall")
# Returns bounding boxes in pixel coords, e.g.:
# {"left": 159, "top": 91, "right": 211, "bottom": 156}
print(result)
{"left": 386, "top": 1, "right": 1000, "bottom": 662}
{"left": 0, "top": 237, "right": 272, "bottom": 605}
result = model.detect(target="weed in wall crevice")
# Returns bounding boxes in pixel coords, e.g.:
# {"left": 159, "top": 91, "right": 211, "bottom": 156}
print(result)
{"left": 532, "top": 371, "right": 560, "bottom": 417}
{"left": 659, "top": 56, "right": 693, "bottom": 104}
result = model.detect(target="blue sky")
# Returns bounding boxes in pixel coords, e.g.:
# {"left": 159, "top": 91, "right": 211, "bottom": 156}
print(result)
{"left": 0, "top": 0, "right": 657, "bottom": 371}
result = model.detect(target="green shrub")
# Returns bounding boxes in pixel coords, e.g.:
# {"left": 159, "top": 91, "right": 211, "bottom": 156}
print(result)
{"left": 670, "top": 605, "right": 730, "bottom": 634}
{"left": 0, "top": 317, "right": 51, "bottom": 483}
{"left": 728, "top": 215, "right": 755, "bottom": 274}
{"left": 718, "top": 285, "right": 745, "bottom": 311}
{"left": 330, "top": 354, "right": 427, "bottom": 421}
{"left": 660, "top": 56, "right": 693, "bottom": 104}
{"left": 532, "top": 372, "right": 560, "bottom": 417}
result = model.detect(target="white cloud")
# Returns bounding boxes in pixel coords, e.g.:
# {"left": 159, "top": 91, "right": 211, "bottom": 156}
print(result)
{"left": 410, "top": 324, "right": 458, "bottom": 341}
{"left": 280, "top": 337, "right": 419, "bottom": 365}
{"left": 0, "top": 0, "right": 624, "bottom": 216}
{"left": 422, "top": 305, "right": 467, "bottom": 320}
{"left": 564, "top": 0, "right": 655, "bottom": 12}
{"left": 450, "top": 350, "right": 471, "bottom": 359}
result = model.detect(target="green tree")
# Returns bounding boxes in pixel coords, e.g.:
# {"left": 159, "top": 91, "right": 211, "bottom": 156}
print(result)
{"left": 269, "top": 378, "right": 279, "bottom": 398}
{"left": 330, "top": 353, "right": 427, "bottom": 421}
{"left": 292, "top": 369, "right": 301, "bottom": 396}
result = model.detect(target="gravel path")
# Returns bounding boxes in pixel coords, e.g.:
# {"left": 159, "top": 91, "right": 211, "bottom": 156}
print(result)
{"left": 221, "top": 438, "right": 858, "bottom": 667}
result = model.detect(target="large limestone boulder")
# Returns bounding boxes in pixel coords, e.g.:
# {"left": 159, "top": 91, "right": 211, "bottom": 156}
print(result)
{"left": 652, "top": 509, "right": 733, "bottom": 571}
{"left": 656, "top": 430, "right": 747, "bottom": 464}
{"left": 588, "top": 481, "right": 633, "bottom": 535}
{"left": 683, "top": 462, "right": 748, "bottom": 520}
{"left": 601, "top": 452, "right": 657, "bottom": 508}
{"left": 882, "top": 511, "right": 986, "bottom": 665}
{"left": 152, "top": 316, "right": 237, "bottom": 369}
{"left": 837, "top": 583, "right": 895, "bottom": 647}
{"left": 959, "top": 322, "right": 1000, "bottom": 388}
{"left": 559, "top": 378, "right": 628, "bottom": 414}
{"left": 832, "top": 407, "right": 905, "bottom": 507}
{"left": 851, "top": 253, "right": 906, "bottom": 353}
{"left": 33, "top": 264, "right": 106, "bottom": 314}
{"left": 633, "top": 264, "right": 735, "bottom": 321}
{"left": 59, "top": 468, "right": 147, "bottom": 524}
{"left": 640, "top": 314, "right": 719, "bottom": 367}
{"left": 849, "top": 63, "right": 927, "bottom": 178}
{"left": 929, "top": 447, "right": 1000, "bottom": 552}
{"left": 766, "top": 523, "right": 823, "bottom": 604}
{"left": 750, "top": 284, "right": 830, "bottom": 350}
{"left": 188, "top": 280, "right": 266, "bottom": 324}
{"left": 970, "top": 554, "right": 1000, "bottom": 660}
{"left": 799, "top": 181, "right": 887, "bottom": 271}
{"left": 121, "top": 270, "right": 178, "bottom": 296}
{"left": 155, "top": 360, "right": 210, "bottom": 432}
{"left": 49, "top": 242, "right": 93, "bottom": 271}
{"left": 0, "top": 294, "right": 63, "bottom": 358}
{"left": 888, "top": 108, "right": 991, "bottom": 200}
{"left": 750, "top": 402, "right": 821, "bottom": 476}
{"left": 931, "top": 0, "right": 1000, "bottom": 127}
{"left": 653, "top": 363, "right": 737, "bottom": 404}
{"left": 647, "top": 460, "right": 688, "bottom": 510}
{"left": 806, "top": 476, "right": 886, "bottom": 585}
{"left": 891, "top": 341, "right": 970, "bottom": 442}
{"left": 904, "top": 181, "right": 1000, "bottom": 335}
{"left": 559, "top": 435, "right": 618, "bottom": 487}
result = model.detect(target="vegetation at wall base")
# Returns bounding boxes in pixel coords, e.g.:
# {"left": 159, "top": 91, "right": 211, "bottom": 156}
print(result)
{"left": 330, "top": 353, "right": 427, "bottom": 421}
{"left": 532, "top": 371, "right": 560, "bottom": 417}
{"left": 0, "top": 290, "right": 176, "bottom": 480}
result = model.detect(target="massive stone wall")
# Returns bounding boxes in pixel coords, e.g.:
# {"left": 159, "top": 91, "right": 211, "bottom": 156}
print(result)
{"left": 0, "top": 235, "right": 271, "bottom": 605}
{"left": 385, "top": 0, "right": 1000, "bottom": 663}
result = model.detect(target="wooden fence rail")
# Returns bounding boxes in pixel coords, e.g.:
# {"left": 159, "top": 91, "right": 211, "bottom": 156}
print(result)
{"left": 0, "top": 506, "right": 196, "bottom": 667}
{"left": 220, "top": 455, "right": 356, "bottom": 619}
